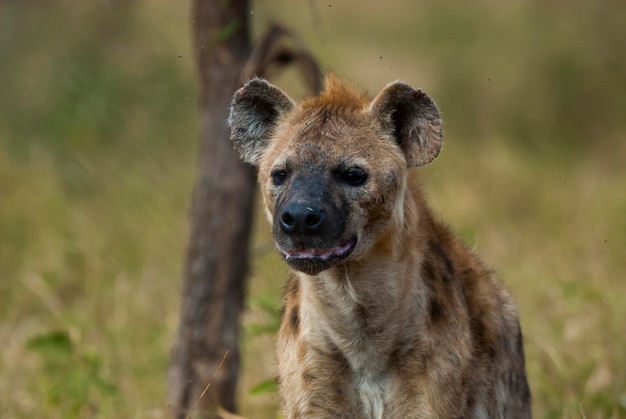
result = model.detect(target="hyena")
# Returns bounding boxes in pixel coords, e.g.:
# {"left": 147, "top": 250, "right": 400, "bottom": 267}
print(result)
{"left": 229, "top": 75, "right": 531, "bottom": 418}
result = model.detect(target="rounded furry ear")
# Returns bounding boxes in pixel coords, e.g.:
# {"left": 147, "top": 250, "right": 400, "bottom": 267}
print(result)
{"left": 369, "top": 81, "right": 443, "bottom": 167}
{"left": 229, "top": 78, "right": 295, "bottom": 165}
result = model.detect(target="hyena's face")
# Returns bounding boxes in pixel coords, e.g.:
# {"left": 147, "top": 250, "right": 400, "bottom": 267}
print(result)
{"left": 230, "top": 76, "right": 442, "bottom": 275}
{"left": 256, "top": 110, "right": 407, "bottom": 275}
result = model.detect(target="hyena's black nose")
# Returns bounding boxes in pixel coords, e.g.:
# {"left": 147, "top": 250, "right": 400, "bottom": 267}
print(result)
{"left": 280, "top": 202, "right": 326, "bottom": 235}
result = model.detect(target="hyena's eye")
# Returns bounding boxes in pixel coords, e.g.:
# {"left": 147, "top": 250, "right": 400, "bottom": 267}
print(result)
{"left": 271, "top": 169, "right": 289, "bottom": 186}
{"left": 339, "top": 167, "right": 368, "bottom": 186}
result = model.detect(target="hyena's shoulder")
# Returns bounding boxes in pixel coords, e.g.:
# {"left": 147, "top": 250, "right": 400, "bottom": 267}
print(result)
{"left": 416, "top": 201, "right": 531, "bottom": 416}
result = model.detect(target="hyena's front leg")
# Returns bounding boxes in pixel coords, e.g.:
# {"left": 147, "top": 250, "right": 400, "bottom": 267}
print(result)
{"left": 277, "top": 335, "right": 363, "bottom": 418}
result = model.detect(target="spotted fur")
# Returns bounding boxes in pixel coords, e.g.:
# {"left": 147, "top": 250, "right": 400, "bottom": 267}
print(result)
{"left": 230, "top": 75, "right": 531, "bottom": 418}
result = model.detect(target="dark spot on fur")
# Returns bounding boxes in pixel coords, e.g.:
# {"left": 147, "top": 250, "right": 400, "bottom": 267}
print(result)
{"left": 356, "top": 304, "right": 383, "bottom": 338}
{"left": 290, "top": 307, "right": 300, "bottom": 331}
{"left": 470, "top": 315, "right": 488, "bottom": 356}
{"left": 283, "top": 276, "right": 301, "bottom": 333}
{"left": 302, "top": 372, "right": 316, "bottom": 383}
{"left": 429, "top": 239, "right": 455, "bottom": 282}
{"left": 390, "top": 338, "right": 418, "bottom": 369}
{"left": 421, "top": 258, "right": 437, "bottom": 281}
{"left": 309, "top": 339, "right": 349, "bottom": 370}
{"left": 365, "top": 326, "right": 380, "bottom": 338}
{"left": 466, "top": 394, "right": 476, "bottom": 409}
{"left": 429, "top": 299, "right": 445, "bottom": 323}
{"left": 326, "top": 339, "right": 347, "bottom": 365}
{"left": 355, "top": 303, "right": 368, "bottom": 324}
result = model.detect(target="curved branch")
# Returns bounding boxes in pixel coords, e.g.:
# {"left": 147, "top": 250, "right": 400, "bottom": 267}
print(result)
{"left": 241, "top": 24, "right": 323, "bottom": 94}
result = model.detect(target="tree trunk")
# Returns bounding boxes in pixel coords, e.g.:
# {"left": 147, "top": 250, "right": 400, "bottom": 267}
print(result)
{"left": 168, "top": 1, "right": 322, "bottom": 415}
{"left": 167, "top": 1, "right": 254, "bottom": 418}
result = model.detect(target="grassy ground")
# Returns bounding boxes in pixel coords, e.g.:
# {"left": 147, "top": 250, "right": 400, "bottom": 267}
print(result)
{"left": 1, "top": 1, "right": 624, "bottom": 418}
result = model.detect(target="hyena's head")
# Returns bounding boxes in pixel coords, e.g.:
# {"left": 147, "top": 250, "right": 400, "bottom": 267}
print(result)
{"left": 229, "top": 75, "right": 442, "bottom": 275}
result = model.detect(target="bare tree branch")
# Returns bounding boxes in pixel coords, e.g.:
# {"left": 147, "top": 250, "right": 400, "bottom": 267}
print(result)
{"left": 241, "top": 23, "right": 323, "bottom": 93}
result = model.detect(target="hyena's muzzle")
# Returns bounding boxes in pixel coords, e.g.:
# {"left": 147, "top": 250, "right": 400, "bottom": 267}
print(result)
{"left": 273, "top": 173, "right": 356, "bottom": 276}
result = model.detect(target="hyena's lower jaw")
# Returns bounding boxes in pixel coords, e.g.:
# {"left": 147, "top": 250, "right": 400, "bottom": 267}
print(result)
{"left": 279, "top": 237, "right": 357, "bottom": 275}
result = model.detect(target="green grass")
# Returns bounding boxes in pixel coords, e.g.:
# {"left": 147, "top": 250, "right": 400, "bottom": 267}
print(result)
{"left": 1, "top": 0, "right": 625, "bottom": 418}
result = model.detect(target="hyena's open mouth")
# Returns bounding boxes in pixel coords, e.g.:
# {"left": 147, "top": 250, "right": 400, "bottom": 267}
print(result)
{"left": 278, "top": 236, "right": 357, "bottom": 275}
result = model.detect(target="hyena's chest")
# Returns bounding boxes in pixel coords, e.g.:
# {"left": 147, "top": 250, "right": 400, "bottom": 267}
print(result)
{"left": 354, "top": 372, "right": 387, "bottom": 419}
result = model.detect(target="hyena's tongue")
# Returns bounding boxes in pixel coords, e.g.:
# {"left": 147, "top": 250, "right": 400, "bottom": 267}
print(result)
{"left": 284, "top": 241, "right": 354, "bottom": 261}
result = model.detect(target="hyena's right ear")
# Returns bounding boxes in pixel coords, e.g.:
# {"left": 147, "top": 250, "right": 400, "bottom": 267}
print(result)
{"left": 229, "top": 78, "right": 295, "bottom": 166}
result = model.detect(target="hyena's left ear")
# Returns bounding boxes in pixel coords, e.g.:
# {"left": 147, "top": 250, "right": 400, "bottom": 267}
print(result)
{"left": 229, "top": 78, "right": 295, "bottom": 165}
{"left": 369, "top": 81, "right": 443, "bottom": 167}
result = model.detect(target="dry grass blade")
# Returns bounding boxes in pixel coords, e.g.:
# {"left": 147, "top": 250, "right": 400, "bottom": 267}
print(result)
{"left": 184, "top": 350, "right": 230, "bottom": 419}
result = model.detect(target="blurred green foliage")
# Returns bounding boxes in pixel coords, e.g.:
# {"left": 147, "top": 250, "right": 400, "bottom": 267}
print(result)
{"left": 1, "top": 0, "right": 625, "bottom": 418}
{"left": 418, "top": 2, "right": 626, "bottom": 156}
{"left": 26, "top": 330, "right": 120, "bottom": 415}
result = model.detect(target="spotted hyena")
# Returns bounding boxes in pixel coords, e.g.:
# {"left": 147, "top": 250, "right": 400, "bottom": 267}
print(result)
{"left": 229, "top": 75, "right": 531, "bottom": 418}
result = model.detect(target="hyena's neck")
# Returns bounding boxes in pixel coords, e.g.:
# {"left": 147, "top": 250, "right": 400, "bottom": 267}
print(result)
{"left": 298, "top": 186, "right": 429, "bottom": 374}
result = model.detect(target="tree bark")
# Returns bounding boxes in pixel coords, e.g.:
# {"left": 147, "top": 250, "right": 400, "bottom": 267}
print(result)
{"left": 167, "top": 1, "right": 253, "bottom": 418}
{"left": 168, "top": 1, "right": 322, "bottom": 416}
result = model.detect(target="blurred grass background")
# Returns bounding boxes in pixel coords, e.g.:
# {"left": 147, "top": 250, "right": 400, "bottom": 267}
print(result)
{"left": 1, "top": 0, "right": 624, "bottom": 418}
